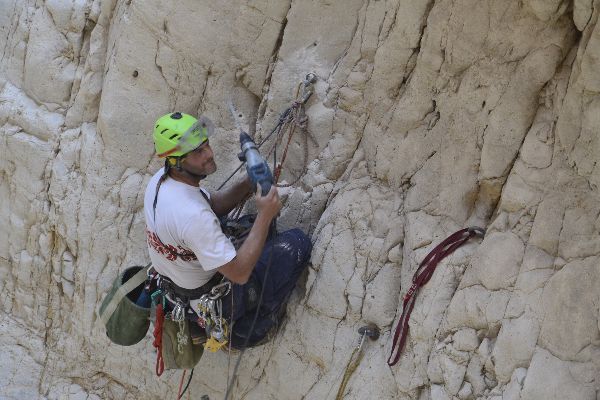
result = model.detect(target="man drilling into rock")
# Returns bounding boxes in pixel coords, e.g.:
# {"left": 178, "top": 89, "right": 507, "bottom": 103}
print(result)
{"left": 143, "top": 111, "right": 312, "bottom": 350}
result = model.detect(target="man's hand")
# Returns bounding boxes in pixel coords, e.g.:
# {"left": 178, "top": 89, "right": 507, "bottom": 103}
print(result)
{"left": 217, "top": 184, "right": 281, "bottom": 284}
{"left": 255, "top": 184, "right": 281, "bottom": 221}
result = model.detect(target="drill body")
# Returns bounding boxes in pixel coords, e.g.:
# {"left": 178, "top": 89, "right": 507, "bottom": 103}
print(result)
{"left": 239, "top": 132, "right": 273, "bottom": 196}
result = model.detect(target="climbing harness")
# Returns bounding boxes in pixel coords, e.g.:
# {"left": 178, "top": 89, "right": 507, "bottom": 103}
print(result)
{"left": 387, "top": 227, "right": 485, "bottom": 366}
{"left": 335, "top": 325, "right": 380, "bottom": 400}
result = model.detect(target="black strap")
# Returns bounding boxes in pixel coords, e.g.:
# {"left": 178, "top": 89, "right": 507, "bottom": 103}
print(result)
{"left": 159, "top": 272, "right": 223, "bottom": 300}
{"left": 151, "top": 171, "right": 210, "bottom": 259}
{"left": 198, "top": 188, "right": 210, "bottom": 204}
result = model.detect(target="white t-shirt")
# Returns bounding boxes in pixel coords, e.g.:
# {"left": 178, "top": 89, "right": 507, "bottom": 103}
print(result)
{"left": 143, "top": 168, "right": 236, "bottom": 289}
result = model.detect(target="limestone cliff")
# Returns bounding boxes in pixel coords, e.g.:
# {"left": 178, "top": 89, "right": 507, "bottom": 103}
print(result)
{"left": 1, "top": 0, "right": 599, "bottom": 399}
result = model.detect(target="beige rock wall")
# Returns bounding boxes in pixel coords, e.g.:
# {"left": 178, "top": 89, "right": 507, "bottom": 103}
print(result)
{"left": 1, "top": 0, "right": 599, "bottom": 399}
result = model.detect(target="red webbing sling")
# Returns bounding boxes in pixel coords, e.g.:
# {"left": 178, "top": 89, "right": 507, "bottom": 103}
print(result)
{"left": 387, "top": 227, "right": 485, "bottom": 366}
{"left": 153, "top": 303, "right": 166, "bottom": 376}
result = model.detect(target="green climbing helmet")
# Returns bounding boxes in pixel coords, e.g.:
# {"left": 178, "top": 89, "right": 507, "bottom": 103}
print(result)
{"left": 153, "top": 112, "right": 209, "bottom": 158}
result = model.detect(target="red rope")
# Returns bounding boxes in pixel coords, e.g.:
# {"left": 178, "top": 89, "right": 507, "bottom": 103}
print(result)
{"left": 387, "top": 227, "right": 485, "bottom": 366}
{"left": 273, "top": 110, "right": 298, "bottom": 184}
{"left": 153, "top": 303, "right": 165, "bottom": 376}
{"left": 177, "top": 369, "right": 187, "bottom": 399}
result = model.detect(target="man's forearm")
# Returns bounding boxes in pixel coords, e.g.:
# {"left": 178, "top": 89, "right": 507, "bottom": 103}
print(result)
{"left": 210, "top": 177, "right": 252, "bottom": 216}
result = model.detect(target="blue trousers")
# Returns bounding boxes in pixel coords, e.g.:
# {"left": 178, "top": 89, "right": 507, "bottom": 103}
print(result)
{"left": 222, "top": 228, "right": 312, "bottom": 348}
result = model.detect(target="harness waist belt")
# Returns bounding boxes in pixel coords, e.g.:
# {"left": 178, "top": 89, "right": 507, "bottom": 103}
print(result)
{"left": 159, "top": 273, "right": 223, "bottom": 300}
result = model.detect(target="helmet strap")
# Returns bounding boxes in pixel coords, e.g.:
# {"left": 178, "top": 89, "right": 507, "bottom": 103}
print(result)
{"left": 167, "top": 155, "right": 207, "bottom": 182}
{"left": 175, "top": 157, "right": 184, "bottom": 172}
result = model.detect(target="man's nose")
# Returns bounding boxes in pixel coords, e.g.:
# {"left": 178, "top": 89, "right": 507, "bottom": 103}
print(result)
{"left": 205, "top": 144, "right": 214, "bottom": 158}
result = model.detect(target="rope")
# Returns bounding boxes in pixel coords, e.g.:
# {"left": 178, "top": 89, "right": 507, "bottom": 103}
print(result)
{"left": 152, "top": 303, "right": 165, "bottom": 376}
{"left": 224, "top": 223, "right": 277, "bottom": 400}
{"left": 177, "top": 368, "right": 194, "bottom": 400}
{"left": 216, "top": 109, "right": 288, "bottom": 192}
{"left": 225, "top": 293, "right": 235, "bottom": 396}
{"left": 219, "top": 77, "right": 314, "bottom": 196}
{"left": 221, "top": 75, "right": 316, "bottom": 399}
{"left": 177, "top": 370, "right": 187, "bottom": 399}
{"left": 387, "top": 227, "right": 485, "bottom": 366}
{"left": 335, "top": 346, "right": 364, "bottom": 400}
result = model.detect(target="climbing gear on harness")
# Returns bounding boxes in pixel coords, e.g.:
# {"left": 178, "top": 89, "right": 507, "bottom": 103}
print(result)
{"left": 192, "top": 281, "right": 232, "bottom": 353}
{"left": 151, "top": 289, "right": 205, "bottom": 373}
{"left": 147, "top": 271, "right": 233, "bottom": 370}
{"left": 335, "top": 324, "right": 380, "bottom": 400}
{"left": 153, "top": 112, "right": 215, "bottom": 158}
{"left": 153, "top": 301, "right": 166, "bottom": 376}
{"left": 98, "top": 264, "right": 151, "bottom": 346}
{"left": 387, "top": 227, "right": 485, "bottom": 366}
{"left": 159, "top": 272, "right": 223, "bottom": 304}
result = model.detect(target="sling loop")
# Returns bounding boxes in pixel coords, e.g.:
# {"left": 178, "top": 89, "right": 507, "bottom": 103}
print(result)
{"left": 153, "top": 302, "right": 166, "bottom": 376}
{"left": 387, "top": 227, "right": 485, "bottom": 366}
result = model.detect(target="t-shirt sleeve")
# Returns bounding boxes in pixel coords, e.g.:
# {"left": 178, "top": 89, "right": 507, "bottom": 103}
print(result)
{"left": 181, "top": 210, "right": 236, "bottom": 271}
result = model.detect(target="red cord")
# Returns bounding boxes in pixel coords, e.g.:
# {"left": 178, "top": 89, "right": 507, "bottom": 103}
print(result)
{"left": 153, "top": 303, "right": 165, "bottom": 376}
{"left": 387, "top": 227, "right": 484, "bottom": 366}
{"left": 177, "top": 369, "right": 187, "bottom": 399}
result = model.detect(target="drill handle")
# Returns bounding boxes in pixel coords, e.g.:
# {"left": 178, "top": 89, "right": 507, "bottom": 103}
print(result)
{"left": 247, "top": 161, "right": 273, "bottom": 196}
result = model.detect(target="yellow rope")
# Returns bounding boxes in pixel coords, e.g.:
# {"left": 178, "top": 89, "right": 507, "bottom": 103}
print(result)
{"left": 335, "top": 345, "right": 365, "bottom": 400}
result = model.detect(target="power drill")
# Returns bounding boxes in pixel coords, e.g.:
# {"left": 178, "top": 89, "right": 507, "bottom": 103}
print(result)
{"left": 227, "top": 100, "right": 273, "bottom": 196}
{"left": 238, "top": 132, "right": 273, "bottom": 196}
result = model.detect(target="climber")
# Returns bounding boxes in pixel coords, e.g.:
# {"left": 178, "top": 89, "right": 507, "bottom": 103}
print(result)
{"left": 143, "top": 111, "right": 312, "bottom": 349}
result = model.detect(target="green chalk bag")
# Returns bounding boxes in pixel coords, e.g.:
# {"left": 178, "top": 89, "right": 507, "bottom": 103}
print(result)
{"left": 98, "top": 264, "right": 151, "bottom": 346}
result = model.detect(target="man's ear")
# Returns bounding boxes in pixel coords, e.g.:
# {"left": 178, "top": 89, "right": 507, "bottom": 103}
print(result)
{"left": 167, "top": 157, "right": 177, "bottom": 166}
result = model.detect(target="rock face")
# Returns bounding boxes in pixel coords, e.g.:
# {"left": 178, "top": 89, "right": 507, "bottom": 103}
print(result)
{"left": 1, "top": 1, "right": 599, "bottom": 399}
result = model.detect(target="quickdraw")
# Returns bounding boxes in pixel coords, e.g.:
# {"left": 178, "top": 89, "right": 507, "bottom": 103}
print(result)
{"left": 387, "top": 227, "right": 485, "bottom": 366}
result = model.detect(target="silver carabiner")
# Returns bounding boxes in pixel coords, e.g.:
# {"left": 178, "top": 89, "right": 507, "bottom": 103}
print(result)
{"left": 206, "top": 299, "right": 216, "bottom": 319}
{"left": 172, "top": 301, "right": 186, "bottom": 322}
{"left": 209, "top": 281, "right": 231, "bottom": 299}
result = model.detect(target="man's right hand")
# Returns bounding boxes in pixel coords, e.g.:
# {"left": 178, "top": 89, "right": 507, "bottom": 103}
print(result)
{"left": 218, "top": 184, "right": 281, "bottom": 284}
{"left": 255, "top": 184, "right": 281, "bottom": 220}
